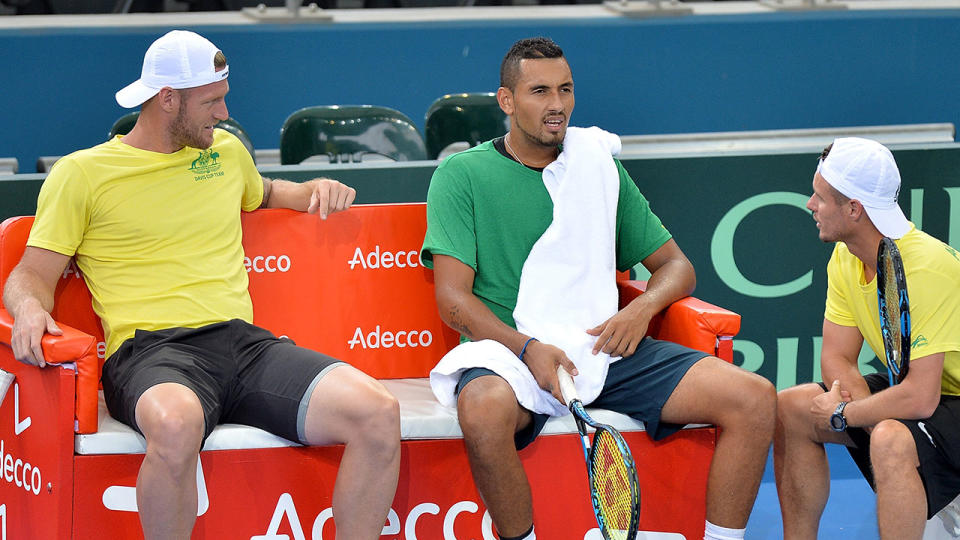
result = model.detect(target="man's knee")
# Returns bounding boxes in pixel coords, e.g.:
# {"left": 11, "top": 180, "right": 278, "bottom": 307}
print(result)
{"left": 870, "top": 420, "right": 918, "bottom": 472}
{"left": 716, "top": 367, "right": 777, "bottom": 432}
{"left": 743, "top": 371, "right": 777, "bottom": 416}
{"left": 322, "top": 372, "right": 398, "bottom": 444}
{"left": 302, "top": 367, "right": 399, "bottom": 449}
{"left": 136, "top": 385, "right": 205, "bottom": 469}
{"left": 776, "top": 384, "right": 823, "bottom": 429}
{"left": 457, "top": 377, "right": 523, "bottom": 441}
{"left": 353, "top": 379, "right": 401, "bottom": 452}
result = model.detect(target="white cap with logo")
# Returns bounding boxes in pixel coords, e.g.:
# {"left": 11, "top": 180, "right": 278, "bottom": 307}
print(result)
{"left": 115, "top": 30, "right": 229, "bottom": 109}
{"left": 816, "top": 136, "right": 911, "bottom": 239}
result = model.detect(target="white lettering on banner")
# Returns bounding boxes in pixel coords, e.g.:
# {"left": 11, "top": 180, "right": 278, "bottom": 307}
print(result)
{"left": 381, "top": 509, "right": 400, "bottom": 535}
{"left": 0, "top": 441, "right": 42, "bottom": 496}
{"left": 261, "top": 496, "right": 495, "bottom": 539}
{"left": 443, "top": 501, "right": 496, "bottom": 540}
{"left": 405, "top": 503, "right": 439, "bottom": 539}
{"left": 252, "top": 493, "right": 306, "bottom": 540}
{"left": 482, "top": 512, "right": 496, "bottom": 540}
{"left": 348, "top": 326, "right": 433, "bottom": 350}
{"left": 13, "top": 385, "right": 30, "bottom": 436}
{"left": 0, "top": 503, "right": 6, "bottom": 540}
{"left": 347, "top": 246, "right": 421, "bottom": 270}
{"left": 244, "top": 255, "right": 292, "bottom": 274}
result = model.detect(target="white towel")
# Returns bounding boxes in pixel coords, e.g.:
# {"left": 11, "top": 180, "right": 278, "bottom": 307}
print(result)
{"left": 430, "top": 127, "right": 623, "bottom": 417}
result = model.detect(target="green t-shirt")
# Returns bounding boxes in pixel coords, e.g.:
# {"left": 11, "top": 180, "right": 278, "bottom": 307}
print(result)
{"left": 421, "top": 140, "right": 671, "bottom": 330}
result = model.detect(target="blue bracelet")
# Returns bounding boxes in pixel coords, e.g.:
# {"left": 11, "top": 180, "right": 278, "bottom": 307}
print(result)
{"left": 518, "top": 337, "right": 538, "bottom": 361}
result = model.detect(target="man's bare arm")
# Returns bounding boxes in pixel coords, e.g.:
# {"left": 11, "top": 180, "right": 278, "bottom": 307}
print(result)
{"left": 819, "top": 319, "right": 871, "bottom": 400}
{"left": 433, "top": 254, "right": 576, "bottom": 401}
{"left": 815, "top": 319, "right": 942, "bottom": 427}
{"left": 260, "top": 177, "right": 356, "bottom": 218}
{"left": 833, "top": 352, "right": 943, "bottom": 427}
{"left": 2, "top": 247, "right": 72, "bottom": 367}
{"left": 589, "top": 239, "right": 696, "bottom": 357}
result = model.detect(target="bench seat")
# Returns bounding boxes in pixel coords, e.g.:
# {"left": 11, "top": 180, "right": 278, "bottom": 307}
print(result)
{"left": 77, "top": 378, "right": 711, "bottom": 455}
{"left": 1, "top": 205, "right": 739, "bottom": 539}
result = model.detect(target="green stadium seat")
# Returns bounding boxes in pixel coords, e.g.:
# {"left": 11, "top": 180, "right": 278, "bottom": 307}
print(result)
{"left": 279, "top": 105, "right": 427, "bottom": 165}
{"left": 424, "top": 93, "right": 508, "bottom": 159}
{"left": 107, "top": 112, "right": 140, "bottom": 140}
{"left": 108, "top": 112, "right": 257, "bottom": 163}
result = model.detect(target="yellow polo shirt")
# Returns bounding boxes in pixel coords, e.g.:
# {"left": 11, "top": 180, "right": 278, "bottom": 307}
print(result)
{"left": 28, "top": 129, "right": 263, "bottom": 357}
{"left": 825, "top": 226, "right": 960, "bottom": 395}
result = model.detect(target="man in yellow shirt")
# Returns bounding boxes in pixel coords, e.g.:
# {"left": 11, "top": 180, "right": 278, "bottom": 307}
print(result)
{"left": 2, "top": 30, "right": 399, "bottom": 540}
{"left": 774, "top": 137, "right": 960, "bottom": 539}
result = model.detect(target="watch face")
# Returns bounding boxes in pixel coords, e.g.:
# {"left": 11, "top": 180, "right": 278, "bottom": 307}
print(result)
{"left": 830, "top": 413, "right": 847, "bottom": 431}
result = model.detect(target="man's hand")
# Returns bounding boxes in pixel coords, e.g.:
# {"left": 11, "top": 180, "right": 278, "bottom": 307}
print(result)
{"left": 10, "top": 298, "right": 61, "bottom": 368}
{"left": 307, "top": 178, "right": 356, "bottom": 219}
{"left": 811, "top": 379, "right": 852, "bottom": 429}
{"left": 522, "top": 340, "right": 578, "bottom": 403}
{"left": 587, "top": 302, "right": 651, "bottom": 357}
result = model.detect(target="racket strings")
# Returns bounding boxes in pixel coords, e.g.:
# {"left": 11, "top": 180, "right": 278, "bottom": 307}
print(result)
{"left": 882, "top": 255, "right": 902, "bottom": 371}
{"left": 591, "top": 430, "right": 635, "bottom": 539}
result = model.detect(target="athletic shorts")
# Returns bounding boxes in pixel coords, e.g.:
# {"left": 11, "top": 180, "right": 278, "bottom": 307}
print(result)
{"left": 818, "top": 373, "right": 960, "bottom": 518}
{"left": 101, "top": 319, "right": 345, "bottom": 445}
{"left": 455, "top": 336, "right": 707, "bottom": 450}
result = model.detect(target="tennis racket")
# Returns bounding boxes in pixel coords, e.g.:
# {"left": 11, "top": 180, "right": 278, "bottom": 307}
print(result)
{"left": 556, "top": 366, "right": 640, "bottom": 540}
{"left": 876, "top": 237, "right": 910, "bottom": 385}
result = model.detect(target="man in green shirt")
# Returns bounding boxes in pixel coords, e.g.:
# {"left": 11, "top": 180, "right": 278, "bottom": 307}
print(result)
{"left": 422, "top": 37, "right": 775, "bottom": 540}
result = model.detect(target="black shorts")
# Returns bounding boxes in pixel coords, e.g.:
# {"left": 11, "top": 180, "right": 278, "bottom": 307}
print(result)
{"left": 101, "top": 319, "right": 345, "bottom": 445}
{"left": 456, "top": 336, "right": 707, "bottom": 450}
{"left": 819, "top": 373, "right": 960, "bottom": 518}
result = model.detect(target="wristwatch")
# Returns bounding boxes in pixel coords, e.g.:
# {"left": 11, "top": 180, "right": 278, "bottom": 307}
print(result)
{"left": 829, "top": 402, "right": 849, "bottom": 432}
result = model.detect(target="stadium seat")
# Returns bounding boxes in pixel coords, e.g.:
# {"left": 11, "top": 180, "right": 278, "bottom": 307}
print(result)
{"left": 279, "top": 105, "right": 427, "bottom": 164}
{"left": 107, "top": 111, "right": 140, "bottom": 140}
{"left": 0, "top": 157, "right": 18, "bottom": 174}
{"left": 424, "top": 92, "right": 508, "bottom": 159}
{"left": 108, "top": 112, "right": 256, "bottom": 162}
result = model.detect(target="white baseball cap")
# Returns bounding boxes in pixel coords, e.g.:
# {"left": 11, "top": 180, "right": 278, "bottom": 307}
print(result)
{"left": 816, "top": 137, "right": 911, "bottom": 239}
{"left": 115, "top": 30, "right": 229, "bottom": 109}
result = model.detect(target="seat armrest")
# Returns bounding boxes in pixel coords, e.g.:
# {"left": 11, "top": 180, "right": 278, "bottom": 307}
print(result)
{"left": 617, "top": 280, "right": 741, "bottom": 362}
{"left": 0, "top": 308, "right": 101, "bottom": 433}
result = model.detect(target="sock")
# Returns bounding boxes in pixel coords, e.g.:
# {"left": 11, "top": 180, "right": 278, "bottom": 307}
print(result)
{"left": 499, "top": 524, "right": 535, "bottom": 540}
{"left": 704, "top": 520, "right": 745, "bottom": 540}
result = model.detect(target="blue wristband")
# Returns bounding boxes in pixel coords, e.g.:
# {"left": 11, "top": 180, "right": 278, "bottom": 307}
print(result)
{"left": 518, "top": 337, "right": 538, "bottom": 361}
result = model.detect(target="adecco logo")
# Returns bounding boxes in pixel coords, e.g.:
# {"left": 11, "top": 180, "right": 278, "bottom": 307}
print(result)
{"left": 0, "top": 440, "right": 41, "bottom": 496}
{"left": 348, "top": 326, "right": 433, "bottom": 350}
{"left": 255, "top": 494, "right": 498, "bottom": 540}
{"left": 348, "top": 246, "right": 422, "bottom": 270}
{"left": 253, "top": 494, "right": 685, "bottom": 540}
{"left": 244, "top": 255, "right": 292, "bottom": 274}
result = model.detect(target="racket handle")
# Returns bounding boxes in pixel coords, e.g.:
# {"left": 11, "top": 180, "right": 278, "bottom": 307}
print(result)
{"left": 556, "top": 365, "right": 579, "bottom": 406}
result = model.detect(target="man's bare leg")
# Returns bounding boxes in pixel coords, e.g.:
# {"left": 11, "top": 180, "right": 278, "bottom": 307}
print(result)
{"left": 302, "top": 365, "right": 401, "bottom": 540}
{"left": 135, "top": 382, "right": 206, "bottom": 540}
{"left": 774, "top": 383, "right": 858, "bottom": 539}
{"left": 457, "top": 375, "right": 534, "bottom": 538}
{"left": 871, "top": 420, "right": 926, "bottom": 540}
{"left": 660, "top": 357, "right": 777, "bottom": 529}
